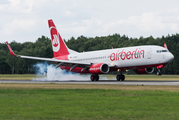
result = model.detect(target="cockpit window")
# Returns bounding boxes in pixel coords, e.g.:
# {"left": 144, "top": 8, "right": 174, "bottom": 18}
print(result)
{"left": 156, "top": 50, "right": 168, "bottom": 53}
{"left": 162, "top": 50, "right": 168, "bottom": 52}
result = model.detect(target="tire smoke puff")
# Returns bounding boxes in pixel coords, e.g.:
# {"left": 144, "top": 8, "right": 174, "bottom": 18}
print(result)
{"left": 33, "top": 62, "right": 89, "bottom": 81}
{"left": 32, "top": 62, "right": 111, "bottom": 81}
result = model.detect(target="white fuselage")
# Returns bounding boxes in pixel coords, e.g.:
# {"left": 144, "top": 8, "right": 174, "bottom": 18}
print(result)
{"left": 68, "top": 45, "right": 174, "bottom": 69}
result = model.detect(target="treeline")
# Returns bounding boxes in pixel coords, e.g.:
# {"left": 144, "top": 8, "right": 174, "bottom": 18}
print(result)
{"left": 0, "top": 36, "right": 53, "bottom": 74}
{"left": 0, "top": 34, "right": 179, "bottom": 74}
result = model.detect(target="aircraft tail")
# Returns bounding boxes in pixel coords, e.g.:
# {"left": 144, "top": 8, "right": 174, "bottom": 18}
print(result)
{"left": 48, "top": 19, "right": 70, "bottom": 57}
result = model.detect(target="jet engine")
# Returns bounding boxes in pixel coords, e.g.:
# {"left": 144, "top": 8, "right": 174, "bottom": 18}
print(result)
{"left": 89, "top": 63, "right": 109, "bottom": 74}
{"left": 134, "top": 67, "right": 154, "bottom": 74}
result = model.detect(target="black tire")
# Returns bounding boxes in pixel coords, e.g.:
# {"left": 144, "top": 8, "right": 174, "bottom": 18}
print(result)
{"left": 121, "top": 75, "right": 125, "bottom": 81}
{"left": 159, "top": 72, "right": 162, "bottom": 75}
{"left": 95, "top": 74, "right": 99, "bottom": 81}
{"left": 157, "top": 71, "right": 162, "bottom": 76}
{"left": 91, "top": 74, "right": 99, "bottom": 81}
{"left": 116, "top": 74, "right": 121, "bottom": 81}
{"left": 90, "top": 75, "right": 95, "bottom": 81}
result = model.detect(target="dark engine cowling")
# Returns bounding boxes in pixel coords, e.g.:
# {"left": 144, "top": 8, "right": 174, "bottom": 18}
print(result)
{"left": 89, "top": 63, "right": 109, "bottom": 74}
{"left": 134, "top": 67, "right": 154, "bottom": 74}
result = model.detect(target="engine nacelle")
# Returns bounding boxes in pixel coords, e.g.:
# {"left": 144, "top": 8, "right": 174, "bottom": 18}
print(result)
{"left": 89, "top": 63, "right": 109, "bottom": 74}
{"left": 134, "top": 67, "right": 154, "bottom": 74}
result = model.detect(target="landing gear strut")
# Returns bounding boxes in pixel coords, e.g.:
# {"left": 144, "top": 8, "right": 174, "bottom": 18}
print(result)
{"left": 157, "top": 69, "right": 162, "bottom": 76}
{"left": 90, "top": 74, "right": 99, "bottom": 81}
{"left": 116, "top": 71, "right": 125, "bottom": 81}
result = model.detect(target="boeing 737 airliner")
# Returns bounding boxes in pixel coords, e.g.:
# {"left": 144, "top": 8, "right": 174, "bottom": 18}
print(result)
{"left": 6, "top": 19, "right": 174, "bottom": 81}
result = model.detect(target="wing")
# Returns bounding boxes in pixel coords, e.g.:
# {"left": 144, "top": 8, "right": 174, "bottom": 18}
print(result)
{"left": 6, "top": 42, "right": 92, "bottom": 71}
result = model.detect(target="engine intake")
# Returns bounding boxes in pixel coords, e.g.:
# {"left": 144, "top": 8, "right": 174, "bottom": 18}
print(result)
{"left": 89, "top": 63, "right": 109, "bottom": 74}
{"left": 134, "top": 67, "right": 154, "bottom": 74}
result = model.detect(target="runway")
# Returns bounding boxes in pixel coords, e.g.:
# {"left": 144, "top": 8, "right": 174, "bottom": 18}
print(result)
{"left": 0, "top": 80, "right": 179, "bottom": 86}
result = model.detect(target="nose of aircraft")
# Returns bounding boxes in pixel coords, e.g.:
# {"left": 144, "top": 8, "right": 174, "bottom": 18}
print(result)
{"left": 168, "top": 52, "right": 174, "bottom": 62}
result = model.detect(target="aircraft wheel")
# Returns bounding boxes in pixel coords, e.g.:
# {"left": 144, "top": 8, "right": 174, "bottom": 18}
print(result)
{"left": 121, "top": 75, "right": 125, "bottom": 81}
{"left": 116, "top": 74, "right": 121, "bottom": 81}
{"left": 95, "top": 74, "right": 99, "bottom": 81}
{"left": 91, "top": 75, "right": 95, "bottom": 81}
{"left": 116, "top": 74, "right": 125, "bottom": 81}
{"left": 157, "top": 71, "right": 162, "bottom": 76}
{"left": 90, "top": 74, "right": 99, "bottom": 81}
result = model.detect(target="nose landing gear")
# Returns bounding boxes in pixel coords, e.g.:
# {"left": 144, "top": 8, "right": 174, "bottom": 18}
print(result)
{"left": 157, "top": 69, "right": 162, "bottom": 76}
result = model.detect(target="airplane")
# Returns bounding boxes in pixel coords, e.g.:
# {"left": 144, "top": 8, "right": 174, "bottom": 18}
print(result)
{"left": 6, "top": 19, "right": 174, "bottom": 81}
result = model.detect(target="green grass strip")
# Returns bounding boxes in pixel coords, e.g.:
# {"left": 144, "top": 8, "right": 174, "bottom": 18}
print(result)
{"left": 0, "top": 89, "right": 179, "bottom": 120}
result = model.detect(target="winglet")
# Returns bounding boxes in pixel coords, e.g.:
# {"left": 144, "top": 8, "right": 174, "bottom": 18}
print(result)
{"left": 164, "top": 43, "right": 168, "bottom": 49}
{"left": 6, "top": 42, "right": 17, "bottom": 57}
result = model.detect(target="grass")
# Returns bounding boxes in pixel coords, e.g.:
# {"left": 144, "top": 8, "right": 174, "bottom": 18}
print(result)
{"left": 0, "top": 74, "right": 43, "bottom": 80}
{"left": 0, "top": 74, "right": 179, "bottom": 119}
{"left": 1, "top": 74, "right": 179, "bottom": 80}
{"left": 0, "top": 87, "right": 179, "bottom": 120}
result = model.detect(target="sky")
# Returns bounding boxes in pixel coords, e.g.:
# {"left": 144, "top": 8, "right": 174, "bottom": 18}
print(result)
{"left": 0, "top": 0, "right": 179, "bottom": 43}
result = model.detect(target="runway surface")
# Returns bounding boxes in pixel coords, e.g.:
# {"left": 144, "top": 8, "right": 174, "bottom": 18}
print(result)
{"left": 0, "top": 80, "right": 179, "bottom": 86}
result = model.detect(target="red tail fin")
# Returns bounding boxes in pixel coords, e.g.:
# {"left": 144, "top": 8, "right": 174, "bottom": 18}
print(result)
{"left": 164, "top": 43, "right": 168, "bottom": 49}
{"left": 48, "top": 19, "right": 69, "bottom": 57}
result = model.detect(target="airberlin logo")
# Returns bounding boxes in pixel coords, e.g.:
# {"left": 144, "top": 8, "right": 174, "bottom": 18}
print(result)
{"left": 110, "top": 48, "right": 145, "bottom": 61}
{"left": 52, "top": 35, "right": 59, "bottom": 47}
{"left": 51, "top": 27, "right": 60, "bottom": 52}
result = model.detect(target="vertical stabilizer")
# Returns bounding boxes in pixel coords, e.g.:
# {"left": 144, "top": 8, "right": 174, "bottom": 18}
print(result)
{"left": 48, "top": 19, "right": 69, "bottom": 57}
{"left": 164, "top": 43, "right": 168, "bottom": 49}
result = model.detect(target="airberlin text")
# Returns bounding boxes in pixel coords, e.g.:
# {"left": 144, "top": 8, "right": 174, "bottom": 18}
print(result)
{"left": 110, "top": 48, "right": 145, "bottom": 61}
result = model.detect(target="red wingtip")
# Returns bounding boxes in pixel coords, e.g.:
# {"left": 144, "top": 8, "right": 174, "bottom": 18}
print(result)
{"left": 6, "top": 42, "right": 17, "bottom": 57}
{"left": 164, "top": 43, "right": 168, "bottom": 49}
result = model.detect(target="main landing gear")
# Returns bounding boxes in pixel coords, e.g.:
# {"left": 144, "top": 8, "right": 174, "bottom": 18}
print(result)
{"left": 90, "top": 74, "right": 99, "bottom": 81}
{"left": 116, "top": 74, "right": 125, "bottom": 81}
{"left": 116, "top": 70, "right": 125, "bottom": 81}
{"left": 90, "top": 72, "right": 125, "bottom": 81}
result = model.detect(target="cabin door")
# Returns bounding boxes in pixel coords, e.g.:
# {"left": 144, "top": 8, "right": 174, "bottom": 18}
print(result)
{"left": 147, "top": 48, "right": 152, "bottom": 59}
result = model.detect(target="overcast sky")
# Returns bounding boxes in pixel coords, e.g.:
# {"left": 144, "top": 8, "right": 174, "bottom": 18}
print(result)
{"left": 0, "top": 0, "right": 179, "bottom": 43}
